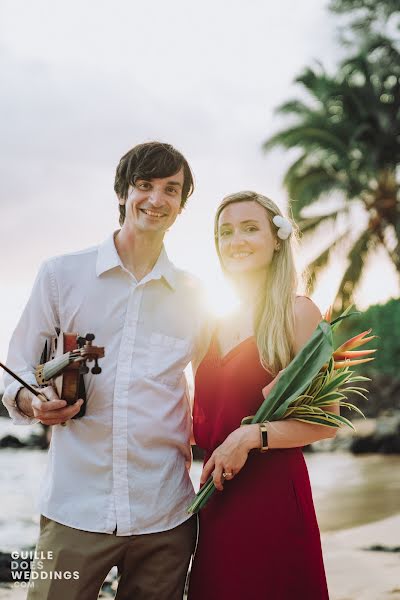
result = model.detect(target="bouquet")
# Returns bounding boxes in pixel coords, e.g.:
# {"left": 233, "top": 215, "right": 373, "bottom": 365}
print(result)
{"left": 188, "top": 306, "right": 376, "bottom": 514}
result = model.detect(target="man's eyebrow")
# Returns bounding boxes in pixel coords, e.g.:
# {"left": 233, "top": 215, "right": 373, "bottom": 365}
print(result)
{"left": 134, "top": 177, "right": 182, "bottom": 188}
{"left": 166, "top": 180, "right": 182, "bottom": 188}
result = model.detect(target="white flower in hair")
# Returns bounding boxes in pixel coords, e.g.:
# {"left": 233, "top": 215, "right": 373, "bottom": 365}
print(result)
{"left": 272, "top": 215, "right": 292, "bottom": 240}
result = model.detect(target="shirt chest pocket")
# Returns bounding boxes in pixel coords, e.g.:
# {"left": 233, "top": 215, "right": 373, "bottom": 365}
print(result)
{"left": 145, "top": 332, "right": 192, "bottom": 388}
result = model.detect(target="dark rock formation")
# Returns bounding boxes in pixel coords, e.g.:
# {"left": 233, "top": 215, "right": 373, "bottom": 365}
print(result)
{"left": 350, "top": 412, "right": 400, "bottom": 454}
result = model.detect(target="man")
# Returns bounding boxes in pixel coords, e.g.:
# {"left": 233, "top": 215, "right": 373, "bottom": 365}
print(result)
{"left": 2, "top": 141, "right": 208, "bottom": 600}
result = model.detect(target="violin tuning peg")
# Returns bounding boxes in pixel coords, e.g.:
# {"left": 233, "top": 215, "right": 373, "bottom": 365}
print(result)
{"left": 85, "top": 333, "right": 95, "bottom": 343}
{"left": 77, "top": 336, "right": 86, "bottom": 348}
{"left": 91, "top": 358, "right": 101, "bottom": 375}
{"left": 80, "top": 363, "right": 89, "bottom": 375}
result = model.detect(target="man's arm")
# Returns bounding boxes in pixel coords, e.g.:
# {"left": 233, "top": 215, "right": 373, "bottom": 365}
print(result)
{"left": 14, "top": 385, "right": 83, "bottom": 424}
{"left": 2, "top": 259, "right": 82, "bottom": 425}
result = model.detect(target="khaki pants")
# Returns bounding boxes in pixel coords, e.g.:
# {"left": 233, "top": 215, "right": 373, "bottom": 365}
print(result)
{"left": 26, "top": 515, "right": 197, "bottom": 600}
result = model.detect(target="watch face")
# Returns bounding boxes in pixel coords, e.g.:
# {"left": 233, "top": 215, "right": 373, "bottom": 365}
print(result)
{"left": 260, "top": 424, "right": 268, "bottom": 451}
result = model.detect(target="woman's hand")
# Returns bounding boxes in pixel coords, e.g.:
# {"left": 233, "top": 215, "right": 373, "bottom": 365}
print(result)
{"left": 200, "top": 425, "right": 260, "bottom": 491}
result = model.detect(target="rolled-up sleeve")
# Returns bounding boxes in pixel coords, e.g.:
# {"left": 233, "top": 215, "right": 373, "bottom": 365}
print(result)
{"left": 2, "top": 259, "right": 59, "bottom": 424}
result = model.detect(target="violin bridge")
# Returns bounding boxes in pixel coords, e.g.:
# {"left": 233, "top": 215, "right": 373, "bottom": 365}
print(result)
{"left": 35, "top": 364, "right": 49, "bottom": 386}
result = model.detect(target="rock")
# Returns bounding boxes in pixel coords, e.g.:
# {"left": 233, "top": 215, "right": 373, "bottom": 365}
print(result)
{"left": 363, "top": 544, "right": 400, "bottom": 553}
{"left": 351, "top": 436, "right": 380, "bottom": 453}
{"left": 0, "top": 429, "right": 49, "bottom": 451}
{"left": 0, "top": 551, "right": 32, "bottom": 582}
{"left": 379, "top": 434, "right": 400, "bottom": 453}
{"left": 0, "top": 552, "right": 12, "bottom": 582}
{"left": 0, "top": 435, "right": 25, "bottom": 449}
{"left": 24, "top": 433, "right": 49, "bottom": 450}
{"left": 350, "top": 411, "right": 400, "bottom": 454}
{"left": 302, "top": 444, "right": 314, "bottom": 453}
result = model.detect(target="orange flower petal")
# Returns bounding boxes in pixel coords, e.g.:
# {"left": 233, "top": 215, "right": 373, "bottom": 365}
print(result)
{"left": 335, "top": 330, "right": 375, "bottom": 352}
{"left": 333, "top": 357, "right": 375, "bottom": 369}
{"left": 333, "top": 349, "right": 376, "bottom": 360}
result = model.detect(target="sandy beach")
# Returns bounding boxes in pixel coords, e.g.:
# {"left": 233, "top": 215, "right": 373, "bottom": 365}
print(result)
{"left": 1, "top": 514, "right": 399, "bottom": 600}
{"left": 322, "top": 513, "right": 400, "bottom": 600}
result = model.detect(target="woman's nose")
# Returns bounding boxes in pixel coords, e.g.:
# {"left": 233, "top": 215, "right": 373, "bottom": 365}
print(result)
{"left": 230, "top": 230, "right": 245, "bottom": 246}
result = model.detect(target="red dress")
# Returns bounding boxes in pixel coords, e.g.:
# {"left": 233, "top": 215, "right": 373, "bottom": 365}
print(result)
{"left": 188, "top": 336, "right": 329, "bottom": 600}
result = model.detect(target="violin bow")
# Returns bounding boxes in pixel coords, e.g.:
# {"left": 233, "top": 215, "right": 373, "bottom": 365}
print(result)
{"left": 0, "top": 362, "right": 48, "bottom": 403}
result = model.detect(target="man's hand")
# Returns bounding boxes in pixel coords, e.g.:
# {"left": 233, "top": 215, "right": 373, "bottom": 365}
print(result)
{"left": 17, "top": 386, "right": 83, "bottom": 425}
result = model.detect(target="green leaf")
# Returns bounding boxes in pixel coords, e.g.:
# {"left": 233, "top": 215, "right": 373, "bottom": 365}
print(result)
{"left": 341, "top": 388, "right": 369, "bottom": 401}
{"left": 324, "top": 411, "right": 356, "bottom": 429}
{"left": 312, "top": 391, "right": 346, "bottom": 403}
{"left": 292, "top": 416, "right": 341, "bottom": 427}
{"left": 339, "top": 402, "right": 366, "bottom": 418}
{"left": 251, "top": 321, "right": 333, "bottom": 422}
{"left": 318, "top": 371, "right": 352, "bottom": 395}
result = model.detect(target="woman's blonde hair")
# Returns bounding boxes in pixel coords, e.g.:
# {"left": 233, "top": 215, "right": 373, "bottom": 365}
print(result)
{"left": 214, "top": 191, "right": 298, "bottom": 376}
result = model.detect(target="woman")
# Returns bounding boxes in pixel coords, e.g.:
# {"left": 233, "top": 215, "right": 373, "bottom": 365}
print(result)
{"left": 188, "top": 191, "right": 336, "bottom": 600}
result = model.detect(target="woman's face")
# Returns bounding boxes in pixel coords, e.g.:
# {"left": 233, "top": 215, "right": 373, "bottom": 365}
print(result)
{"left": 217, "top": 200, "right": 279, "bottom": 275}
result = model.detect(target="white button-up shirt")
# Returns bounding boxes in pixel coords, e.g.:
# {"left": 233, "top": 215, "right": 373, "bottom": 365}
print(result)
{"left": 2, "top": 232, "right": 209, "bottom": 535}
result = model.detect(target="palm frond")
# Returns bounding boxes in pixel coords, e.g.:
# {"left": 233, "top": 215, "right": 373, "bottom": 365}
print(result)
{"left": 263, "top": 126, "right": 348, "bottom": 155}
{"left": 304, "top": 230, "right": 351, "bottom": 293}
{"left": 297, "top": 210, "right": 345, "bottom": 235}
{"left": 334, "top": 229, "right": 380, "bottom": 311}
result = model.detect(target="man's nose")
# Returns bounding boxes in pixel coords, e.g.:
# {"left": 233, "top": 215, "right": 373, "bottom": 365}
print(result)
{"left": 148, "top": 188, "right": 164, "bottom": 207}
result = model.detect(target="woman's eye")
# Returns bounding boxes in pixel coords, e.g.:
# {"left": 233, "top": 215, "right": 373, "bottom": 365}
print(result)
{"left": 137, "top": 182, "right": 151, "bottom": 190}
{"left": 246, "top": 226, "right": 258, "bottom": 232}
{"left": 166, "top": 187, "right": 177, "bottom": 194}
{"left": 219, "top": 230, "right": 231, "bottom": 237}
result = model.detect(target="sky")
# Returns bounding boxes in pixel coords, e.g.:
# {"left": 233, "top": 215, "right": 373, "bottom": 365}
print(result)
{"left": 1, "top": 0, "right": 399, "bottom": 381}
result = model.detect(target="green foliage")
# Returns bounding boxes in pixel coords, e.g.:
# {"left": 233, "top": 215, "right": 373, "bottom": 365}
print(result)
{"left": 335, "top": 298, "right": 400, "bottom": 378}
{"left": 263, "top": 36, "right": 400, "bottom": 309}
{"left": 330, "top": 0, "right": 400, "bottom": 31}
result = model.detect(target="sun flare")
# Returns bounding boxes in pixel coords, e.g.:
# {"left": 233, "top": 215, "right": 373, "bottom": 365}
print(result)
{"left": 203, "top": 275, "right": 240, "bottom": 318}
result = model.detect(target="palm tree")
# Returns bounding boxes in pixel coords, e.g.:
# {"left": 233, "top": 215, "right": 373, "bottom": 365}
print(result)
{"left": 263, "top": 36, "right": 400, "bottom": 312}
{"left": 329, "top": 0, "right": 400, "bottom": 33}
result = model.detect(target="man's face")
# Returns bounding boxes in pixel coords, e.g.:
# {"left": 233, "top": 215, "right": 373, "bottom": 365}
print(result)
{"left": 120, "top": 168, "right": 184, "bottom": 234}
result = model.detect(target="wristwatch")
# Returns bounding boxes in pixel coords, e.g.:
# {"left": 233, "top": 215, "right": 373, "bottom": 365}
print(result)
{"left": 259, "top": 423, "right": 269, "bottom": 452}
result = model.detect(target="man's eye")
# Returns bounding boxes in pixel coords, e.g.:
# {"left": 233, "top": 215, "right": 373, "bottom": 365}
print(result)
{"left": 166, "top": 187, "right": 178, "bottom": 194}
{"left": 137, "top": 182, "right": 151, "bottom": 190}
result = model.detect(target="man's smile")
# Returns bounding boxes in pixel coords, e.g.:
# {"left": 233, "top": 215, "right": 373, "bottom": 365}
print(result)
{"left": 139, "top": 208, "right": 167, "bottom": 219}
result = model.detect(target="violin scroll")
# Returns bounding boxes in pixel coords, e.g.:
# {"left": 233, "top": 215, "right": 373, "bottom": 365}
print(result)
{"left": 76, "top": 333, "right": 104, "bottom": 375}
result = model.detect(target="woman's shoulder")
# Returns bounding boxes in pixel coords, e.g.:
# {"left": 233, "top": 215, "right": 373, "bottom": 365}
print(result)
{"left": 295, "top": 295, "right": 321, "bottom": 318}
{"left": 293, "top": 295, "right": 322, "bottom": 355}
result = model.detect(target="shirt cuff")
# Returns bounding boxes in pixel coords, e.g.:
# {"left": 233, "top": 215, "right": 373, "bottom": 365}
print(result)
{"left": 2, "top": 378, "right": 40, "bottom": 425}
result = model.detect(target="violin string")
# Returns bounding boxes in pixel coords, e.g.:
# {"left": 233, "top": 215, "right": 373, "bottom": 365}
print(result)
{"left": 42, "top": 353, "right": 73, "bottom": 381}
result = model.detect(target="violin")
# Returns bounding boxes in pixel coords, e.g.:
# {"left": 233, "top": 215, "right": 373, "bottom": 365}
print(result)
{"left": 35, "top": 331, "right": 105, "bottom": 418}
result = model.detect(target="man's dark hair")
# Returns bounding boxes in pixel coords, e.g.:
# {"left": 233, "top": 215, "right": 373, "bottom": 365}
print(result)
{"left": 114, "top": 141, "right": 195, "bottom": 226}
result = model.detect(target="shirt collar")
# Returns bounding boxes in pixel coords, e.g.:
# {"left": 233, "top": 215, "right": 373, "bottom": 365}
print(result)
{"left": 96, "top": 231, "right": 177, "bottom": 290}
